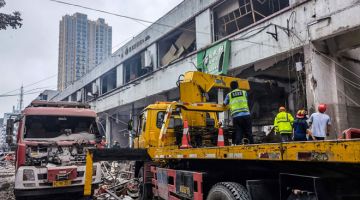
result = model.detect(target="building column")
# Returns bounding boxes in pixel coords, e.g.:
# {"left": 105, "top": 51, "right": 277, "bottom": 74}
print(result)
{"left": 94, "top": 78, "right": 100, "bottom": 94}
{"left": 105, "top": 114, "right": 111, "bottom": 147}
{"left": 129, "top": 103, "right": 135, "bottom": 148}
{"left": 304, "top": 44, "right": 348, "bottom": 137}
{"left": 116, "top": 64, "right": 123, "bottom": 88}
{"left": 80, "top": 88, "right": 85, "bottom": 103}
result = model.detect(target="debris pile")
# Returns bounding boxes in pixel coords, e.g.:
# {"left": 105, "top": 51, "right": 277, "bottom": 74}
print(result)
{"left": 0, "top": 155, "right": 15, "bottom": 200}
{"left": 95, "top": 161, "right": 139, "bottom": 200}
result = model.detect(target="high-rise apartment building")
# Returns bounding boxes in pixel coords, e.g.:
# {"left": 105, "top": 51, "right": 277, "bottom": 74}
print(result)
{"left": 58, "top": 13, "right": 112, "bottom": 91}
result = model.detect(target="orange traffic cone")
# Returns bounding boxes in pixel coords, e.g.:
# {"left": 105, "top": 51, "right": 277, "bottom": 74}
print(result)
{"left": 217, "top": 127, "right": 224, "bottom": 147}
{"left": 180, "top": 120, "right": 192, "bottom": 149}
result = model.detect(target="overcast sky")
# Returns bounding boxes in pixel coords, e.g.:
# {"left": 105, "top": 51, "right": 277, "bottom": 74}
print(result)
{"left": 0, "top": 0, "right": 183, "bottom": 118}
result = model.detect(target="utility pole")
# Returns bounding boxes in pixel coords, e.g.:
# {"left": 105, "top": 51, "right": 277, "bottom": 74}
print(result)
{"left": 19, "top": 85, "right": 24, "bottom": 111}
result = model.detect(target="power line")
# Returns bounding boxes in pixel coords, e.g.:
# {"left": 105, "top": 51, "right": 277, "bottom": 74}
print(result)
{"left": 316, "top": 55, "right": 360, "bottom": 90}
{"left": 49, "top": 0, "right": 174, "bottom": 28}
{"left": 0, "top": 86, "right": 57, "bottom": 98}
{"left": 337, "top": 88, "right": 360, "bottom": 107}
{"left": 0, "top": 91, "right": 50, "bottom": 98}
{"left": 314, "top": 49, "right": 360, "bottom": 80}
{"left": 0, "top": 74, "right": 57, "bottom": 96}
{"left": 49, "top": 0, "right": 276, "bottom": 48}
{"left": 1, "top": 1, "right": 292, "bottom": 101}
{"left": 25, "top": 86, "right": 58, "bottom": 93}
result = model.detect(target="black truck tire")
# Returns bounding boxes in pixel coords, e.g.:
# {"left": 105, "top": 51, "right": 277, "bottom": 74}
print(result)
{"left": 138, "top": 166, "right": 152, "bottom": 200}
{"left": 207, "top": 182, "right": 251, "bottom": 200}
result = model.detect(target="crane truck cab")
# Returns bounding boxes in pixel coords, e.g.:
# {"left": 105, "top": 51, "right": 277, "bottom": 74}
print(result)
{"left": 133, "top": 71, "right": 250, "bottom": 149}
{"left": 133, "top": 101, "right": 225, "bottom": 149}
{"left": 8, "top": 100, "right": 102, "bottom": 199}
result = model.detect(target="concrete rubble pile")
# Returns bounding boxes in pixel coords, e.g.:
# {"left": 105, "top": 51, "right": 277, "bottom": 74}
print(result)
{"left": 95, "top": 161, "right": 139, "bottom": 200}
{"left": 0, "top": 154, "right": 15, "bottom": 200}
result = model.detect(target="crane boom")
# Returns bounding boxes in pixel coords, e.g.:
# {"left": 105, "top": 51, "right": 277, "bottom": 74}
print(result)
{"left": 179, "top": 71, "right": 250, "bottom": 103}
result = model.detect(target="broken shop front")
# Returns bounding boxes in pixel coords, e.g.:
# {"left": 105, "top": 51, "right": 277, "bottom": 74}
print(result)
{"left": 123, "top": 20, "right": 197, "bottom": 84}
{"left": 159, "top": 20, "right": 196, "bottom": 67}
{"left": 197, "top": 41, "right": 307, "bottom": 137}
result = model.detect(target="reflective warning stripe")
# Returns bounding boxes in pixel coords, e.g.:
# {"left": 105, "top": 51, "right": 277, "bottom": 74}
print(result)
{"left": 205, "top": 154, "right": 216, "bottom": 158}
{"left": 218, "top": 135, "right": 224, "bottom": 141}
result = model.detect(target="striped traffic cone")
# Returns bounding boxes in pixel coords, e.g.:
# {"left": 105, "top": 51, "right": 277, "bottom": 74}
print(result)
{"left": 217, "top": 127, "right": 225, "bottom": 147}
{"left": 180, "top": 120, "right": 192, "bottom": 149}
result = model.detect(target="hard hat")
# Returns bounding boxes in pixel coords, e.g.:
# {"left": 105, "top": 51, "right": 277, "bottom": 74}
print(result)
{"left": 279, "top": 106, "right": 286, "bottom": 112}
{"left": 296, "top": 110, "right": 306, "bottom": 118}
{"left": 318, "top": 104, "right": 327, "bottom": 113}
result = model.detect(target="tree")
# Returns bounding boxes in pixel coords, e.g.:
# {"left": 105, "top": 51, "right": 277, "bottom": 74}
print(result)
{"left": 0, "top": 0, "right": 22, "bottom": 30}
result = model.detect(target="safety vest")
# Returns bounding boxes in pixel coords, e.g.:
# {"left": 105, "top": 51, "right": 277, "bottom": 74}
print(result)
{"left": 274, "top": 111, "right": 294, "bottom": 135}
{"left": 228, "top": 89, "right": 249, "bottom": 116}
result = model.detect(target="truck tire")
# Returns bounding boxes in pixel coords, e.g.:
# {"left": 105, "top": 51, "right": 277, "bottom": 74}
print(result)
{"left": 207, "top": 182, "right": 251, "bottom": 200}
{"left": 138, "top": 166, "right": 152, "bottom": 200}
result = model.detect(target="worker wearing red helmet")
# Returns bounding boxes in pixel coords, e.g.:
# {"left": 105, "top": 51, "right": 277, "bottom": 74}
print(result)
{"left": 293, "top": 109, "right": 310, "bottom": 141}
{"left": 309, "top": 104, "right": 331, "bottom": 140}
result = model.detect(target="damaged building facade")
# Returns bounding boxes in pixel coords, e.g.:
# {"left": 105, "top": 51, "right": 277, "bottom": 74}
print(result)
{"left": 52, "top": 0, "right": 360, "bottom": 147}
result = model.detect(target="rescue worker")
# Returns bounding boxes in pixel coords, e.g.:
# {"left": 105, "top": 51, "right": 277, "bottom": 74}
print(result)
{"left": 274, "top": 106, "right": 294, "bottom": 142}
{"left": 309, "top": 104, "right": 331, "bottom": 140}
{"left": 224, "top": 81, "right": 254, "bottom": 145}
{"left": 293, "top": 109, "right": 309, "bottom": 141}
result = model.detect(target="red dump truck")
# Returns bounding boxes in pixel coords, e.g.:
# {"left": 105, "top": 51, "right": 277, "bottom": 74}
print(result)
{"left": 6, "top": 101, "right": 103, "bottom": 199}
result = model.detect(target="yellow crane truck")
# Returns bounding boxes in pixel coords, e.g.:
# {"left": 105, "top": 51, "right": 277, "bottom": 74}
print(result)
{"left": 84, "top": 71, "right": 360, "bottom": 200}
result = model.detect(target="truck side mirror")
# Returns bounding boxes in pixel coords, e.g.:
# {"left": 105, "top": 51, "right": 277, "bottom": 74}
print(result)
{"left": 6, "top": 119, "right": 14, "bottom": 144}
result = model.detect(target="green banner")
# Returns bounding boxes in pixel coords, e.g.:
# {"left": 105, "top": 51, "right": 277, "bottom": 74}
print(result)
{"left": 197, "top": 40, "right": 231, "bottom": 75}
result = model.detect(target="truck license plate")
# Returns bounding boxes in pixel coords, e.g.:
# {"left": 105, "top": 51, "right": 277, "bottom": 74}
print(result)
{"left": 52, "top": 180, "right": 71, "bottom": 187}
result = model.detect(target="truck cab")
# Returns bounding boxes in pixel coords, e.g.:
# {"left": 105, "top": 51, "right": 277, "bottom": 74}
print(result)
{"left": 133, "top": 71, "right": 250, "bottom": 149}
{"left": 133, "top": 101, "right": 224, "bottom": 149}
{"left": 134, "top": 102, "right": 179, "bottom": 148}
{"left": 10, "top": 101, "right": 102, "bottom": 199}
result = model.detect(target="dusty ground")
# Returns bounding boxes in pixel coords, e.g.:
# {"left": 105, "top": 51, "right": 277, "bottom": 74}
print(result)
{"left": 0, "top": 161, "right": 15, "bottom": 200}
{"left": 0, "top": 161, "right": 138, "bottom": 200}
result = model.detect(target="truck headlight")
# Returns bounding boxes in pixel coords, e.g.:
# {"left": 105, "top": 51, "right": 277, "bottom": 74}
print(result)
{"left": 23, "top": 169, "right": 35, "bottom": 181}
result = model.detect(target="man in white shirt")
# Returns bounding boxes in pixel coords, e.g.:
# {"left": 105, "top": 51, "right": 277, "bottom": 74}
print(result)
{"left": 309, "top": 104, "right": 331, "bottom": 140}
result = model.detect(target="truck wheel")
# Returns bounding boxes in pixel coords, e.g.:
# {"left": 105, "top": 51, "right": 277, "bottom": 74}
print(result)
{"left": 207, "top": 182, "right": 251, "bottom": 200}
{"left": 138, "top": 166, "right": 152, "bottom": 200}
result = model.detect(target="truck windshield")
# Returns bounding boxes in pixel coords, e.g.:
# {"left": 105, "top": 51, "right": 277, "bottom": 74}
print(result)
{"left": 24, "top": 116, "right": 99, "bottom": 139}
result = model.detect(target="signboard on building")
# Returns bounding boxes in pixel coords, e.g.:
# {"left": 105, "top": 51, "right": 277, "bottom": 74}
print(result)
{"left": 197, "top": 40, "right": 231, "bottom": 75}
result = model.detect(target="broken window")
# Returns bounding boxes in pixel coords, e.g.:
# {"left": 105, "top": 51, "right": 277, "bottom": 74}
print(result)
{"left": 158, "top": 21, "right": 196, "bottom": 66}
{"left": 84, "top": 82, "right": 95, "bottom": 102}
{"left": 101, "top": 68, "right": 116, "bottom": 94}
{"left": 124, "top": 51, "right": 153, "bottom": 84}
{"left": 70, "top": 93, "right": 77, "bottom": 102}
{"left": 236, "top": 53, "right": 306, "bottom": 127}
{"left": 61, "top": 97, "right": 69, "bottom": 102}
{"left": 213, "top": 0, "right": 289, "bottom": 40}
{"left": 24, "top": 116, "right": 99, "bottom": 139}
